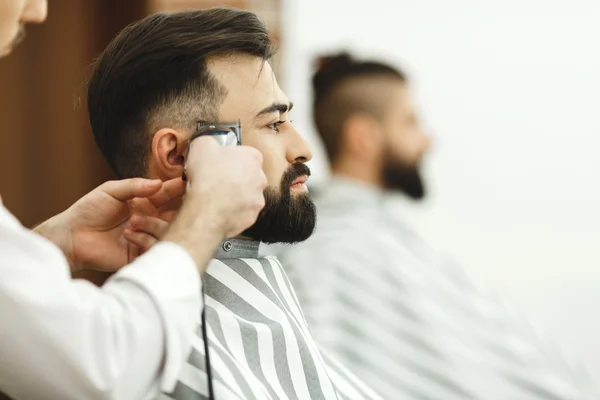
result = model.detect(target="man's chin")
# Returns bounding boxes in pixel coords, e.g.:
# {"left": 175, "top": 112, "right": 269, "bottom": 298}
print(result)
{"left": 243, "top": 221, "right": 316, "bottom": 245}
{"left": 242, "top": 198, "right": 317, "bottom": 245}
{"left": 382, "top": 163, "right": 426, "bottom": 200}
{"left": 0, "top": 46, "right": 13, "bottom": 58}
{"left": 3, "top": 26, "right": 27, "bottom": 58}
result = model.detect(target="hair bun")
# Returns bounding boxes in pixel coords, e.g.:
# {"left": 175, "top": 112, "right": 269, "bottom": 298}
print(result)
{"left": 315, "top": 52, "right": 353, "bottom": 72}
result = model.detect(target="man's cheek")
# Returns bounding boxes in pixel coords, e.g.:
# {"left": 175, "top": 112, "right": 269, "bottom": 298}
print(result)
{"left": 248, "top": 140, "right": 286, "bottom": 187}
{"left": 260, "top": 159, "right": 283, "bottom": 188}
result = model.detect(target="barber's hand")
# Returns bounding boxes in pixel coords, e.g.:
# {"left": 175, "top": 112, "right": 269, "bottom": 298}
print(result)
{"left": 162, "top": 136, "right": 267, "bottom": 267}
{"left": 35, "top": 178, "right": 185, "bottom": 272}
{"left": 185, "top": 136, "right": 267, "bottom": 238}
{"left": 123, "top": 199, "right": 174, "bottom": 255}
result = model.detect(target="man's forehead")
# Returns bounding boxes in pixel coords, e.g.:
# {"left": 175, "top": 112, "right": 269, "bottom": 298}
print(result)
{"left": 209, "top": 55, "right": 273, "bottom": 91}
{"left": 210, "top": 56, "right": 289, "bottom": 119}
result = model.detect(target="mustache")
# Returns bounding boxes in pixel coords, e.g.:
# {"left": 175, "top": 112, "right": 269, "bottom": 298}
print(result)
{"left": 11, "top": 26, "right": 27, "bottom": 49}
{"left": 281, "top": 163, "right": 311, "bottom": 189}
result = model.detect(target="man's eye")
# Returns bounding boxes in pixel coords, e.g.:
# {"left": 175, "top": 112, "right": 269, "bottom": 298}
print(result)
{"left": 267, "top": 121, "right": 285, "bottom": 132}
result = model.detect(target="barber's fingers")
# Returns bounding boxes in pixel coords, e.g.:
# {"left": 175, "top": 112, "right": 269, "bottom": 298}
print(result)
{"left": 185, "top": 137, "right": 266, "bottom": 180}
{"left": 147, "top": 178, "right": 186, "bottom": 208}
{"left": 185, "top": 140, "right": 265, "bottom": 191}
{"left": 158, "top": 209, "right": 177, "bottom": 222}
{"left": 124, "top": 229, "right": 159, "bottom": 255}
{"left": 130, "top": 198, "right": 178, "bottom": 225}
{"left": 233, "top": 145, "right": 264, "bottom": 167}
{"left": 129, "top": 197, "right": 157, "bottom": 217}
{"left": 127, "top": 242, "right": 140, "bottom": 264}
{"left": 184, "top": 136, "right": 219, "bottom": 182}
{"left": 130, "top": 215, "right": 170, "bottom": 241}
{"left": 101, "top": 178, "right": 162, "bottom": 202}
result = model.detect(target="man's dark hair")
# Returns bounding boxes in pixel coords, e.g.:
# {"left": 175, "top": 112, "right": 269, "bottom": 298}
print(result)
{"left": 312, "top": 52, "right": 406, "bottom": 162}
{"left": 87, "top": 8, "right": 274, "bottom": 178}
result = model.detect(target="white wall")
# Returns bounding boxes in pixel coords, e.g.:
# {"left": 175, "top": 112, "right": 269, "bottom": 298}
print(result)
{"left": 281, "top": 0, "right": 600, "bottom": 376}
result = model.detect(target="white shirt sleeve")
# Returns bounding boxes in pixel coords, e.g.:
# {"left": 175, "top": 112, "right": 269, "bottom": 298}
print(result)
{"left": 0, "top": 204, "right": 202, "bottom": 400}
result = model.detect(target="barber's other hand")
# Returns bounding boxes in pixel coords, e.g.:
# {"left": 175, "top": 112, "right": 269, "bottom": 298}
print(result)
{"left": 35, "top": 178, "right": 185, "bottom": 271}
{"left": 124, "top": 200, "right": 174, "bottom": 255}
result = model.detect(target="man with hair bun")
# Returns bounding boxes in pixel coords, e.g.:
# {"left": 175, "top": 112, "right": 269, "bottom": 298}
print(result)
{"left": 280, "top": 52, "right": 598, "bottom": 400}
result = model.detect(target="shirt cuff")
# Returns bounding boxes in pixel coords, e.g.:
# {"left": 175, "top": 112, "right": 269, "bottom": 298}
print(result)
{"left": 109, "top": 241, "right": 203, "bottom": 392}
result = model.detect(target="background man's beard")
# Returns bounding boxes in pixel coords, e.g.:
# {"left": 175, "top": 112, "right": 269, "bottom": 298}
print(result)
{"left": 381, "top": 151, "right": 426, "bottom": 200}
{"left": 242, "top": 163, "right": 317, "bottom": 244}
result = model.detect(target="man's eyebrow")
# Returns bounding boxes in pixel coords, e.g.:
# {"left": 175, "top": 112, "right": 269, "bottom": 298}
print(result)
{"left": 254, "top": 102, "right": 294, "bottom": 120}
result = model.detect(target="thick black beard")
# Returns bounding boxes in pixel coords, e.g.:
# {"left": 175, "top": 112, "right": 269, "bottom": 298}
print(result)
{"left": 242, "top": 163, "right": 317, "bottom": 244}
{"left": 381, "top": 150, "right": 426, "bottom": 200}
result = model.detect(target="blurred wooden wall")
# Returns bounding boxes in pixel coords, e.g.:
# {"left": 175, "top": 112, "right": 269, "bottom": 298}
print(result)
{"left": 0, "top": 0, "right": 147, "bottom": 227}
{"left": 0, "top": 0, "right": 281, "bottom": 228}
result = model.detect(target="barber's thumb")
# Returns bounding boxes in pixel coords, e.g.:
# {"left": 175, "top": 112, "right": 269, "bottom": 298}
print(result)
{"left": 185, "top": 136, "right": 218, "bottom": 180}
{"left": 189, "top": 135, "right": 219, "bottom": 155}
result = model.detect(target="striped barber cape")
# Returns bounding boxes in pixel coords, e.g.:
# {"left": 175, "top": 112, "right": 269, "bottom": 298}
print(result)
{"left": 160, "top": 238, "right": 382, "bottom": 400}
{"left": 277, "top": 177, "right": 599, "bottom": 400}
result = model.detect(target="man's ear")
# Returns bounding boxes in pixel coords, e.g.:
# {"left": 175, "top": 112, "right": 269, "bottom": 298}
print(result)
{"left": 151, "top": 128, "right": 188, "bottom": 179}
